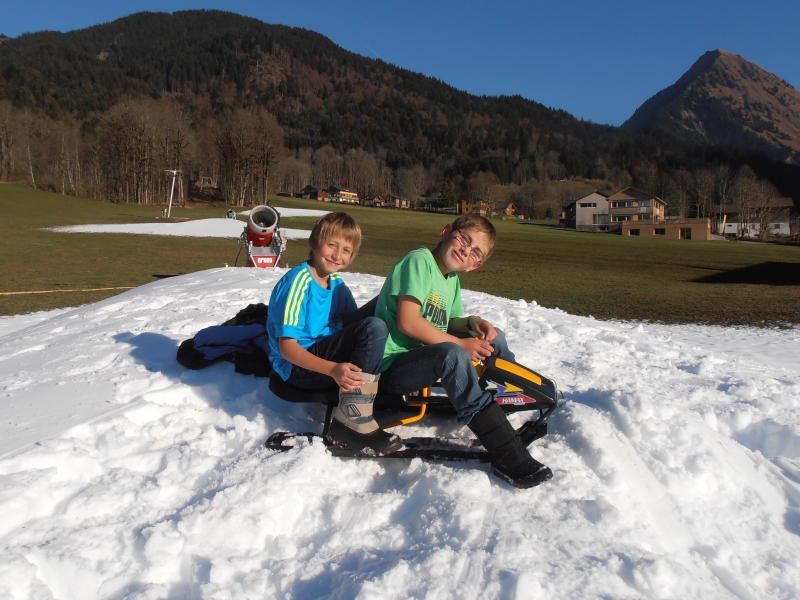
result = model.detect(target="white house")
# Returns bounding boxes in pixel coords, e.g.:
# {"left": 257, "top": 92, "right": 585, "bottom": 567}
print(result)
{"left": 715, "top": 197, "right": 794, "bottom": 239}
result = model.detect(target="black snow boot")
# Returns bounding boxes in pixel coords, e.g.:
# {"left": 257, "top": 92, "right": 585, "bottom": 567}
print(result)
{"left": 468, "top": 401, "right": 553, "bottom": 488}
{"left": 326, "top": 373, "right": 403, "bottom": 456}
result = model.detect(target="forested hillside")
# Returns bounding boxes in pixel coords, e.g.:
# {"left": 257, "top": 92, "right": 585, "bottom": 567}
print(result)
{"left": 0, "top": 10, "right": 797, "bottom": 214}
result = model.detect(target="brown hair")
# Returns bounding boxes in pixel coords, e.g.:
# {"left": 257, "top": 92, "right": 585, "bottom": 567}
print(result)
{"left": 308, "top": 212, "right": 362, "bottom": 257}
{"left": 451, "top": 214, "right": 496, "bottom": 243}
{"left": 449, "top": 214, "right": 496, "bottom": 259}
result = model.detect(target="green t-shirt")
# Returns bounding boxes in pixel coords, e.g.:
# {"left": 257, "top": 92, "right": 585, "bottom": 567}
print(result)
{"left": 376, "top": 247, "right": 465, "bottom": 371}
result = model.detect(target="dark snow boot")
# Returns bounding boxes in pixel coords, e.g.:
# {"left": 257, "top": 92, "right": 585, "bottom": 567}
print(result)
{"left": 327, "top": 373, "right": 403, "bottom": 456}
{"left": 468, "top": 402, "right": 553, "bottom": 488}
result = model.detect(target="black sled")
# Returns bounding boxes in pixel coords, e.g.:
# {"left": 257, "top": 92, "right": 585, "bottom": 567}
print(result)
{"left": 265, "top": 355, "right": 560, "bottom": 462}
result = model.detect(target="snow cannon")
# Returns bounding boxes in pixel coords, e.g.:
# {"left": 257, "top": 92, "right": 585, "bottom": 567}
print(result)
{"left": 241, "top": 205, "right": 285, "bottom": 268}
{"left": 247, "top": 205, "right": 279, "bottom": 247}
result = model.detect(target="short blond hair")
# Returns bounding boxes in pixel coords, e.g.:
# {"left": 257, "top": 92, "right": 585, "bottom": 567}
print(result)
{"left": 308, "top": 212, "right": 362, "bottom": 256}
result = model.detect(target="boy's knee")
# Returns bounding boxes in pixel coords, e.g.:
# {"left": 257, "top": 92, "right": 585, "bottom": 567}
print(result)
{"left": 358, "top": 316, "right": 388, "bottom": 339}
{"left": 440, "top": 342, "right": 471, "bottom": 369}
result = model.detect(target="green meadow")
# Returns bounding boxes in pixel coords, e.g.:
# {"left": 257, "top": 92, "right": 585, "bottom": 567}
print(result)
{"left": 1, "top": 183, "right": 798, "bottom": 325}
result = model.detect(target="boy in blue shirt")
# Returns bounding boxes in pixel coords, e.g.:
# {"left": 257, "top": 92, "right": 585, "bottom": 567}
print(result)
{"left": 376, "top": 215, "right": 552, "bottom": 488}
{"left": 268, "top": 212, "right": 401, "bottom": 455}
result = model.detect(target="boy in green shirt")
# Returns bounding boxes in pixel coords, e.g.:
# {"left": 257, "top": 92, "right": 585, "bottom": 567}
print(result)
{"left": 376, "top": 215, "right": 552, "bottom": 488}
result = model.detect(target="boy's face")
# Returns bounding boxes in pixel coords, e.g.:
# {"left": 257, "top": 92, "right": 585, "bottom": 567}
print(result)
{"left": 438, "top": 225, "right": 493, "bottom": 273}
{"left": 310, "top": 234, "right": 356, "bottom": 277}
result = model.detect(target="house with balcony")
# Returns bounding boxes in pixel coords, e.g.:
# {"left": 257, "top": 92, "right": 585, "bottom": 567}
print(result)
{"left": 328, "top": 186, "right": 359, "bottom": 204}
{"left": 607, "top": 187, "right": 666, "bottom": 229}
{"left": 609, "top": 187, "right": 715, "bottom": 240}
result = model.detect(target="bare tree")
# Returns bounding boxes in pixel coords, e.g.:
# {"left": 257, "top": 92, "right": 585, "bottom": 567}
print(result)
{"left": 216, "top": 107, "right": 285, "bottom": 206}
{"left": 395, "top": 165, "right": 428, "bottom": 204}
{"left": 276, "top": 156, "right": 312, "bottom": 194}
{"left": 16, "top": 110, "right": 52, "bottom": 190}
{"left": 312, "top": 145, "right": 342, "bottom": 188}
{"left": 0, "top": 101, "right": 15, "bottom": 181}
{"left": 466, "top": 171, "right": 500, "bottom": 201}
{"left": 693, "top": 168, "right": 715, "bottom": 218}
{"left": 90, "top": 98, "right": 196, "bottom": 205}
{"left": 753, "top": 177, "right": 780, "bottom": 240}
{"left": 730, "top": 166, "right": 759, "bottom": 238}
{"left": 216, "top": 112, "right": 253, "bottom": 206}
{"left": 55, "top": 120, "right": 82, "bottom": 196}
{"left": 658, "top": 169, "right": 691, "bottom": 218}
{"left": 344, "top": 148, "right": 380, "bottom": 199}
{"left": 255, "top": 111, "right": 284, "bottom": 201}
{"left": 96, "top": 103, "right": 150, "bottom": 203}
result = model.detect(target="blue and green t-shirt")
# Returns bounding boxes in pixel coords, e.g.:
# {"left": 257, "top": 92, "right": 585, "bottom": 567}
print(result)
{"left": 267, "top": 262, "right": 357, "bottom": 380}
{"left": 376, "top": 247, "right": 464, "bottom": 371}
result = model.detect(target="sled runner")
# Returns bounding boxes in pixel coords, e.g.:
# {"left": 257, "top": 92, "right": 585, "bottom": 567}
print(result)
{"left": 264, "top": 354, "right": 560, "bottom": 462}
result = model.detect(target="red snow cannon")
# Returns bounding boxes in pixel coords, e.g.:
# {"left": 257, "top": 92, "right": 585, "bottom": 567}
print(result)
{"left": 244, "top": 205, "right": 284, "bottom": 268}
{"left": 247, "top": 205, "right": 279, "bottom": 247}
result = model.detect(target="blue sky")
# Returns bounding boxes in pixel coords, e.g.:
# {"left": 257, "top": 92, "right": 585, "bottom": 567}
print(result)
{"left": 2, "top": 0, "right": 798, "bottom": 125}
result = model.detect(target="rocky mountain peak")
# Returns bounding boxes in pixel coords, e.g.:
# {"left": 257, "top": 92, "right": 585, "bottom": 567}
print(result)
{"left": 624, "top": 50, "right": 800, "bottom": 164}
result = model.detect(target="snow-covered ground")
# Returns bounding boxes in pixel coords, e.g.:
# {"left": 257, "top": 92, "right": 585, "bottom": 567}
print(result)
{"left": 47, "top": 208, "right": 329, "bottom": 240}
{"left": 1, "top": 267, "right": 799, "bottom": 599}
{"left": 0, "top": 218, "right": 800, "bottom": 600}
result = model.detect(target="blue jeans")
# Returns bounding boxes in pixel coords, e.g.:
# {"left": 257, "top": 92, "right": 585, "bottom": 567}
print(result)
{"left": 379, "top": 329, "right": 515, "bottom": 424}
{"left": 286, "top": 317, "right": 388, "bottom": 391}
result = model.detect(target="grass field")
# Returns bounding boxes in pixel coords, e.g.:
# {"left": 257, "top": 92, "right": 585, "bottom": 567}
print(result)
{"left": 1, "top": 183, "right": 798, "bottom": 325}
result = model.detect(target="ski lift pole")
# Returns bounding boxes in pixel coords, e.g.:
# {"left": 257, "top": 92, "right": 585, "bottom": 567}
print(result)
{"left": 165, "top": 169, "right": 180, "bottom": 218}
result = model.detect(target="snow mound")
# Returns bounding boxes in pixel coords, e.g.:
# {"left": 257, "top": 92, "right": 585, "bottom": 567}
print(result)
{"left": 1, "top": 268, "right": 798, "bottom": 598}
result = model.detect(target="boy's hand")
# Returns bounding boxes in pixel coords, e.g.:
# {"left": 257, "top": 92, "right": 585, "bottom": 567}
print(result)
{"left": 469, "top": 316, "right": 497, "bottom": 342}
{"left": 330, "top": 362, "right": 365, "bottom": 391}
{"left": 458, "top": 337, "right": 494, "bottom": 363}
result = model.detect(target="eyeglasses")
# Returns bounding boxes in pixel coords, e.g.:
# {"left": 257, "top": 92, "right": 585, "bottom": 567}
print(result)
{"left": 452, "top": 230, "right": 486, "bottom": 264}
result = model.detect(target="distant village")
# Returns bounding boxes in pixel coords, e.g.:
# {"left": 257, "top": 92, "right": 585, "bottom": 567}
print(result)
{"left": 280, "top": 184, "right": 798, "bottom": 242}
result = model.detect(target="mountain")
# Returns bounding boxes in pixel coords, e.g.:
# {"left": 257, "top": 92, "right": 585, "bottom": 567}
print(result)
{"left": 624, "top": 50, "right": 800, "bottom": 165}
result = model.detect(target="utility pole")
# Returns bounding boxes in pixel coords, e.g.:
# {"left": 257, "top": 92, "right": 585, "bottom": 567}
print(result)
{"left": 165, "top": 169, "right": 181, "bottom": 218}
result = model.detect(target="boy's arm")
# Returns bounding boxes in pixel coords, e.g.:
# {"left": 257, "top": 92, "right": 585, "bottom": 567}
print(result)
{"left": 448, "top": 315, "right": 497, "bottom": 342}
{"left": 278, "top": 338, "right": 364, "bottom": 391}
{"left": 397, "top": 297, "right": 493, "bottom": 361}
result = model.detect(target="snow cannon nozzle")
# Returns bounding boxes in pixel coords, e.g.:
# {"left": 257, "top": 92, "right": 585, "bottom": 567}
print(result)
{"left": 247, "top": 205, "right": 280, "bottom": 247}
